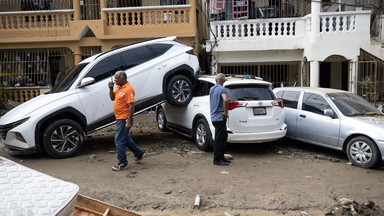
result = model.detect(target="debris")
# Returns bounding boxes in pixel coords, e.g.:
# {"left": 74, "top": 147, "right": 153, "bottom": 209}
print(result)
{"left": 220, "top": 171, "right": 229, "bottom": 175}
{"left": 329, "top": 158, "right": 340, "bottom": 163}
{"left": 326, "top": 198, "right": 384, "bottom": 215}
{"left": 224, "top": 212, "right": 232, "bottom": 216}
{"left": 193, "top": 194, "right": 200, "bottom": 209}
{"left": 347, "top": 162, "right": 353, "bottom": 166}
{"left": 164, "top": 190, "right": 172, "bottom": 194}
{"left": 277, "top": 151, "right": 284, "bottom": 155}
{"left": 224, "top": 154, "right": 233, "bottom": 160}
{"left": 88, "top": 154, "right": 97, "bottom": 159}
{"left": 109, "top": 151, "right": 116, "bottom": 154}
{"left": 152, "top": 204, "right": 160, "bottom": 209}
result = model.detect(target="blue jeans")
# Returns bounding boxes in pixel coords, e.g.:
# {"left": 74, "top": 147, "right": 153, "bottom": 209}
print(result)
{"left": 115, "top": 119, "right": 144, "bottom": 165}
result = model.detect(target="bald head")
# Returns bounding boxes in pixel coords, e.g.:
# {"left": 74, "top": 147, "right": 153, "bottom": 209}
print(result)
{"left": 215, "top": 73, "right": 226, "bottom": 85}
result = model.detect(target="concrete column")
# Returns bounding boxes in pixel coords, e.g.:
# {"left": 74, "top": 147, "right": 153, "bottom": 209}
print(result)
{"left": 310, "top": 61, "right": 319, "bottom": 87}
{"left": 72, "top": 46, "right": 82, "bottom": 65}
{"left": 73, "top": 0, "right": 81, "bottom": 21}
{"left": 310, "top": 0, "right": 321, "bottom": 40}
{"left": 349, "top": 59, "right": 358, "bottom": 93}
{"left": 100, "top": 0, "right": 107, "bottom": 22}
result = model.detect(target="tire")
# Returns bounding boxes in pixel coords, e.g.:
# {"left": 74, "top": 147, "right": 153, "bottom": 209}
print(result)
{"left": 194, "top": 119, "right": 213, "bottom": 151}
{"left": 346, "top": 136, "right": 381, "bottom": 169}
{"left": 156, "top": 107, "right": 169, "bottom": 132}
{"left": 166, "top": 75, "right": 193, "bottom": 107}
{"left": 43, "top": 119, "right": 84, "bottom": 159}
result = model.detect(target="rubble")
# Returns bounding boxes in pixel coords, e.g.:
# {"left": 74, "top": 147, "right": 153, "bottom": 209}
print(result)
{"left": 326, "top": 198, "right": 384, "bottom": 216}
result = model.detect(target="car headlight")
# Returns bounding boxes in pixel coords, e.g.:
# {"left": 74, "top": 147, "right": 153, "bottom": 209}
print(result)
{"left": 0, "top": 117, "right": 30, "bottom": 140}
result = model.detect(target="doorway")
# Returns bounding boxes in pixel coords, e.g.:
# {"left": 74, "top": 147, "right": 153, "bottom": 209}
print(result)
{"left": 319, "top": 55, "right": 348, "bottom": 90}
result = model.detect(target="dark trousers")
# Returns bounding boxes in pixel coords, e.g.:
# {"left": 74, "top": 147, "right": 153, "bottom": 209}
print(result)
{"left": 212, "top": 120, "right": 228, "bottom": 162}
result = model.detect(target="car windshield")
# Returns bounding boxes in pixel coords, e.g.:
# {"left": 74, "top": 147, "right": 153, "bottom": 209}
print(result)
{"left": 227, "top": 85, "right": 274, "bottom": 101}
{"left": 328, "top": 92, "right": 381, "bottom": 116}
{"left": 51, "top": 63, "right": 89, "bottom": 93}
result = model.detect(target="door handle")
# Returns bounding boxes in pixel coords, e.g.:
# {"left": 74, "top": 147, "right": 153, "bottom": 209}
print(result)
{"left": 157, "top": 64, "right": 167, "bottom": 69}
{"left": 299, "top": 114, "right": 306, "bottom": 118}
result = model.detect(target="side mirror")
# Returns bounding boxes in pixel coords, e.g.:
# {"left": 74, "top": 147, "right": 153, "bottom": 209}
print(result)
{"left": 324, "top": 109, "right": 335, "bottom": 118}
{"left": 78, "top": 77, "right": 95, "bottom": 88}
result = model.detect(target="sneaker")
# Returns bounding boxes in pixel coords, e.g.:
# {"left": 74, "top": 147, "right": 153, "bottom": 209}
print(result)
{"left": 134, "top": 151, "right": 147, "bottom": 163}
{"left": 112, "top": 163, "right": 127, "bottom": 171}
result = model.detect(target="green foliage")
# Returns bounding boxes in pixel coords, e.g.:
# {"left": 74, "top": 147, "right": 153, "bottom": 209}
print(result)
{"left": 359, "top": 76, "right": 376, "bottom": 101}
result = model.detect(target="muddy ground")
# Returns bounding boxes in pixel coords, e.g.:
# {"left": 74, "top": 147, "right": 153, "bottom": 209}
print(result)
{"left": 1, "top": 113, "right": 384, "bottom": 216}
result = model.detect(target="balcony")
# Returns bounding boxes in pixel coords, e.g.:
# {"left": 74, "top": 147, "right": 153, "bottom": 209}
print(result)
{"left": 207, "top": 10, "right": 372, "bottom": 54}
{"left": 0, "top": 0, "right": 196, "bottom": 43}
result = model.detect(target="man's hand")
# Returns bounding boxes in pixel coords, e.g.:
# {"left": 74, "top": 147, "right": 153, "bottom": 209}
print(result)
{"left": 221, "top": 112, "right": 228, "bottom": 118}
{"left": 108, "top": 81, "right": 114, "bottom": 89}
{"left": 125, "top": 120, "right": 132, "bottom": 130}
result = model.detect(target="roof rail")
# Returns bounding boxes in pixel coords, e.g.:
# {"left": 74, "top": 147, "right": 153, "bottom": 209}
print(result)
{"left": 224, "top": 74, "right": 263, "bottom": 80}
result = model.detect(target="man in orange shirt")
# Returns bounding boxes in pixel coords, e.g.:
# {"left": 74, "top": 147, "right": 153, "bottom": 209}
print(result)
{"left": 108, "top": 70, "right": 146, "bottom": 171}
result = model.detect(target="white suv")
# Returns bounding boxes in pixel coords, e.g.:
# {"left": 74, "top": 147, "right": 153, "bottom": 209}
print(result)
{"left": 156, "top": 75, "right": 287, "bottom": 150}
{"left": 0, "top": 37, "right": 200, "bottom": 158}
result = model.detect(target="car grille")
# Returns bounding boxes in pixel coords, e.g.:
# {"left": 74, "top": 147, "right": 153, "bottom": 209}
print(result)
{"left": 0, "top": 124, "right": 11, "bottom": 141}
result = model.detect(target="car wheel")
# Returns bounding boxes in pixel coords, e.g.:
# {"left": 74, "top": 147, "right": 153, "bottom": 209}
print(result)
{"left": 346, "top": 136, "right": 381, "bottom": 168}
{"left": 194, "top": 119, "right": 213, "bottom": 151}
{"left": 166, "top": 75, "right": 193, "bottom": 107}
{"left": 156, "top": 107, "right": 169, "bottom": 132}
{"left": 43, "top": 119, "right": 84, "bottom": 159}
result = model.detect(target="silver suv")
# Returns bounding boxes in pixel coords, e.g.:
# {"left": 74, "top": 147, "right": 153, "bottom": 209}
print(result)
{"left": 0, "top": 37, "right": 201, "bottom": 158}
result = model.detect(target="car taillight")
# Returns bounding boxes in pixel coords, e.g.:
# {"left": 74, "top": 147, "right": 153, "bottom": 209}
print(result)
{"left": 272, "top": 99, "right": 284, "bottom": 108}
{"left": 186, "top": 49, "right": 195, "bottom": 55}
{"left": 229, "top": 101, "right": 247, "bottom": 110}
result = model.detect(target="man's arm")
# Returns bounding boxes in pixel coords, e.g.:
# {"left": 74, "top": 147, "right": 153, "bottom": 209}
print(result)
{"left": 126, "top": 102, "right": 135, "bottom": 130}
{"left": 221, "top": 93, "right": 229, "bottom": 118}
{"left": 108, "top": 81, "right": 115, "bottom": 101}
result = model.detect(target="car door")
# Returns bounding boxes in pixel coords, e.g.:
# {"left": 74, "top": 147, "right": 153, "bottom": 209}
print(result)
{"left": 119, "top": 45, "right": 168, "bottom": 107}
{"left": 296, "top": 92, "right": 341, "bottom": 147}
{"left": 278, "top": 90, "right": 301, "bottom": 138}
{"left": 164, "top": 80, "right": 212, "bottom": 130}
{"left": 76, "top": 54, "right": 121, "bottom": 126}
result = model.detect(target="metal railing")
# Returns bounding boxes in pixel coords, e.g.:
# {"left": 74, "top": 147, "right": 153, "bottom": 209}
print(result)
{"left": 0, "top": 0, "right": 72, "bottom": 12}
{"left": 219, "top": 62, "right": 300, "bottom": 88}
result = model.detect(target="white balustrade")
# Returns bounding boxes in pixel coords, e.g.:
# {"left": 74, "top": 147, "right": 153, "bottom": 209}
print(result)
{"left": 211, "top": 18, "right": 298, "bottom": 40}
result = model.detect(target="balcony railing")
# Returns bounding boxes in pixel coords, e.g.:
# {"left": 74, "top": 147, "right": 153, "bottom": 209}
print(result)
{"left": 0, "top": 10, "right": 73, "bottom": 30}
{"left": 210, "top": 18, "right": 297, "bottom": 39}
{"left": 320, "top": 12, "right": 356, "bottom": 33}
{"left": 104, "top": 5, "right": 191, "bottom": 27}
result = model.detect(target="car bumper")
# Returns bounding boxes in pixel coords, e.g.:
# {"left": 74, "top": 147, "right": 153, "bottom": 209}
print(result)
{"left": 227, "top": 124, "right": 287, "bottom": 143}
{"left": 374, "top": 139, "right": 384, "bottom": 161}
{"left": 1, "top": 120, "right": 37, "bottom": 155}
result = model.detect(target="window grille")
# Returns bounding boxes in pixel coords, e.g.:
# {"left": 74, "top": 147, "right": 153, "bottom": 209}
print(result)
{"left": 0, "top": 0, "right": 72, "bottom": 12}
{"left": 81, "top": 46, "right": 102, "bottom": 60}
{"left": 219, "top": 62, "right": 300, "bottom": 88}
{"left": 0, "top": 48, "right": 72, "bottom": 87}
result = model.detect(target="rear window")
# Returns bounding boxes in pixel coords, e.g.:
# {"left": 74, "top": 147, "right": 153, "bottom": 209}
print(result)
{"left": 226, "top": 85, "right": 274, "bottom": 101}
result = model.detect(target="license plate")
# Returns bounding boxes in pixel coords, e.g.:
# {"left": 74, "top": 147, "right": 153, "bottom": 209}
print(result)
{"left": 253, "top": 107, "right": 266, "bottom": 115}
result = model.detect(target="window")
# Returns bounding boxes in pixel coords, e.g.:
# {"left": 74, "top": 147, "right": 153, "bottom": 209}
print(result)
{"left": 119, "top": 46, "right": 155, "bottom": 70}
{"left": 281, "top": 91, "right": 300, "bottom": 109}
{"left": 302, "top": 93, "right": 332, "bottom": 115}
{"left": 85, "top": 55, "right": 121, "bottom": 82}
{"left": 227, "top": 85, "right": 274, "bottom": 101}
{"left": 194, "top": 81, "right": 214, "bottom": 97}
{"left": 148, "top": 44, "right": 173, "bottom": 57}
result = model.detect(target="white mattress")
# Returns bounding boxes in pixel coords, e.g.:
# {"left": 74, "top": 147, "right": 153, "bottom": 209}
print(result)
{"left": 0, "top": 156, "right": 79, "bottom": 216}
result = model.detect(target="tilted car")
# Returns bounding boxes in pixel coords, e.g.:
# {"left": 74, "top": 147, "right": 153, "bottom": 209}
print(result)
{"left": 273, "top": 87, "right": 384, "bottom": 168}
{"left": 156, "top": 75, "right": 287, "bottom": 150}
{"left": 0, "top": 36, "right": 200, "bottom": 158}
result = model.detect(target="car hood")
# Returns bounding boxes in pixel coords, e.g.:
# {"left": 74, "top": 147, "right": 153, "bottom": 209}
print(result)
{"left": 350, "top": 115, "right": 384, "bottom": 130}
{"left": 0, "top": 92, "right": 69, "bottom": 124}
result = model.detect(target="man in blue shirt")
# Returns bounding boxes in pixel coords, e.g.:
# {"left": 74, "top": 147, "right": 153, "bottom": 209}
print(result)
{"left": 209, "top": 73, "right": 230, "bottom": 165}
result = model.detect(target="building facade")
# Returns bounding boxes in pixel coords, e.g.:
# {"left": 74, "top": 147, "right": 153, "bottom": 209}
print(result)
{"left": 0, "top": 0, "right": 201, "bottom": 103}
{"left": 204, "top": 0, "right": 384, "bottom": 102}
